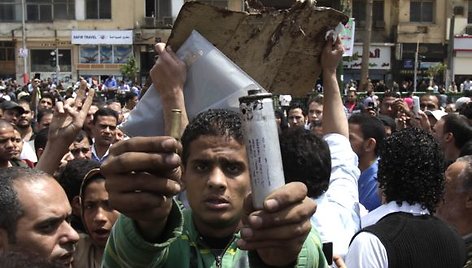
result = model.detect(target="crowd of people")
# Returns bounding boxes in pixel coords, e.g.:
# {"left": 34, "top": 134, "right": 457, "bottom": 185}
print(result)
{"left": 0, "top": 36, "right": 471, "bottom": 268}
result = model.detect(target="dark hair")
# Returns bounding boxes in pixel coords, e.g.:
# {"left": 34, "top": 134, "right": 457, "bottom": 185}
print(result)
{"left": 459, "top": 140, "right": 472, "bottom": 157}
{"left": 442, "top": 114, "right": 472, "bottom": 150}
{"left": 348, "top": 113, "right": 386, "bottom": 155}
{"left": 75, "top": 129, "right": 91, "bottom": 145}
{"left": 458, "top": 102, "right": 472, "bottom": 119}
{"left": 382, "top": 91, "right": 397, "bottom": 100}
{"left": 288, "top": 101, "right": 307, "bottom": 116}
{"left": 377, "top": 114, "right": 397, "bottom": 133}
{"left": 181, "top": 109, "right": 243, "bottom": 165}
{"left": 57, "top": 159, "right": 100, "bottom": 203}
{"left": 40, "top": 93, "right": 55, "bottom": 105}
{"left": 279, "top": 127, "right": 331, "bottom": 198}
{"left": 124, "top": 92, "right": 137, "bottom": 103}
{"left": 17, "top": 99, "right": 31, "bottom": 110}
{"left": 36, "top": 109, "right": 53, "bottom": 124}
{"left": 34, "top": 127, "right": 49, "bottom": 153}
{"left": 378, "top": 128, "right": 445, "bottom": 212}
{"left": 307, "top": 94, "right": 323, "bottom": 107}
{"left": 92, "top": 107, "right": 119, "bottom": 125}
{"left": 0, "top": 168, "right": 50, "bottom": 243}
{"left": 275, "top": 109, "right": 289, "bottom": 132}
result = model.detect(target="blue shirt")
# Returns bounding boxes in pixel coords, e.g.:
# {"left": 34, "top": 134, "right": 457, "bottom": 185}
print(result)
{"left": 358, "top": 159, "right": 381, "bottom": 211}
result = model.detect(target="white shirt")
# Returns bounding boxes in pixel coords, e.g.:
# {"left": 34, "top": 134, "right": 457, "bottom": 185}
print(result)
{"left": 20, "top": 141, "right": 38, "bottom": 163}
{"left": 345, "top": 201, "right": 430, "bottom": 268}
{"left": 311, "top": 133, "right": 362, "bottom": 258}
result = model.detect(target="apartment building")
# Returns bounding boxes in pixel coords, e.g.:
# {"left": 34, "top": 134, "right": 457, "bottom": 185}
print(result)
{"left": 0, "top": 0, "right": 242, "bottom": 84}
{"left": 345, "top": 0, "right": 472, "bottom": 87}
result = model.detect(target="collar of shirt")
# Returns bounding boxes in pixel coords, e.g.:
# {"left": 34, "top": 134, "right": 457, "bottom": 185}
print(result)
{"left": 91, "top": 143, "right": 110, "bottom": 162}
{"left": 361, "top": 201, "right": 430, "bottom": 228}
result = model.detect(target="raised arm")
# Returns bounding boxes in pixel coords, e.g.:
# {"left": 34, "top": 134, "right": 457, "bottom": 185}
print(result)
{"left": 151, "top": 44, "right": 189, "bottom": 137}
{"left": 36, "top": 80, "right": 94, "bottom": 175}
{"left": 321, "top": 37, "right": 348, "bottom": 138}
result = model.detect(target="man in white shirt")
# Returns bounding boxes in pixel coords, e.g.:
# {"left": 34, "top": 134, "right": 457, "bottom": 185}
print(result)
{"left": 345, "top": 128, "right": 466, "bottom": 268}
{"left": 279, "top": 37, "right": 361, "bottom": 260}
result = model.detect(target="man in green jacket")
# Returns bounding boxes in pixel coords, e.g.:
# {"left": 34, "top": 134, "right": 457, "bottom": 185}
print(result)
{"left": 100, "top": 41, "right": 337, "bottom": 267}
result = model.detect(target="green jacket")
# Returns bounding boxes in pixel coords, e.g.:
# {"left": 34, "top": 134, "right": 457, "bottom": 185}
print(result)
{"left": 103, "top": 200, "right": 328, "bottom": 268}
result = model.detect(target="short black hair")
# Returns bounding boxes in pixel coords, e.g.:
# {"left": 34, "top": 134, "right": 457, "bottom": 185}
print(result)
{"left": 279, "top": 127, "right": 331, "bottom": 198}
{"left": 0, "top": 168, "right": 50, "bottom": 243}
{"left": 57, "top": 159, "right": 100, "bottom": 203}
{"left": 275, "top": 109, "right": 289, "bottom": 132}
{"left": 181, "top": 109, "right": 243, "bottom": 165}
{"left": 92, "top": 107, "right": 119, "bottom": 125}
{"left": 37, "top": 109, "right": 53, "bottom": 124}
{"left": 307, "top": 94, "right": 323, "bottom": 107}
{"left": 377, "top": 114, "right": 397, "bottom": 133}
{"left": 348, "top": 113, "right": 386, "bottom": 155}
{"left": 288, "top": 101, "right": 307, "bottom": 116}
{"left": 442, "top": 114, "right": 472, "bottom": 150}
{"left": 378, "top": 128, "right": 445, "bottom": 212}
{"left": 34, "top": 127, "right": 49, "bottom": 152}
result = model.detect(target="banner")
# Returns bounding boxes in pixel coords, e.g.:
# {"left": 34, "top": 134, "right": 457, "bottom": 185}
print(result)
{"left": 71, "top": 30, "right": 133, "bottom": 45}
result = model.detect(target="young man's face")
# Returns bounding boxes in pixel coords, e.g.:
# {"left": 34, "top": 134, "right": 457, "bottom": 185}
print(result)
{"left": 12, "top": 129, "right": 23, "bottom": 158}
{"left": 0, "top": 125, "right": 15, "bottom": 163}
{"left": 92, "top": 116, "right": 117, "bottom": 147}
{"left": 308, "top": 102, "right": 323, "bottom": 124}
{"left": 379, "top": 96, "right": 397, "bottom": 118}
{"left": 82, "top": 179, "right": 119, "bottom": 248}
{"left": 39, "top": 98, "right": 53, "bottom": 110}
{"left": 182, "top": 135, "right": 250, "bottom": 235}
{"left": 37, "top": 113, "right": 53, "bottom": 131}
{"left": 420, "top": 95, "right": 439, "bottom": 111}
{"left": 68, "top": 137, "right": 91, "bottom": 160}
{"left": 348, "top": 123, "right": 365, "bottom": 157}
{"left": 4, "top": 177, "right": 79, "bottom": 267}
{"left": 18, "top": 103, "right": 33, "bottom": 128}
{"left": 288, "top": 108, "right": 306, "bottom": 128}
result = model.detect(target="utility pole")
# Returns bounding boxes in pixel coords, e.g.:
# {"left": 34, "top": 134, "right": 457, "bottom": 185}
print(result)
{"left": 413, "top": 38, "right": 419, "bottom": 92}
{"left": 360, "top": 0, "right": 373, "bottom": 91}
{"left": 21, "top": 0, "right": 27, "bottom": 85}
{"left": 446, "top": 14, "right": 455, "bottom": 90}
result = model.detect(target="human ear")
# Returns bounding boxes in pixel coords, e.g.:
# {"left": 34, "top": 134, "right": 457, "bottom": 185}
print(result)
{"left": 363, "top": 138, "right": 377, "bottom": 153}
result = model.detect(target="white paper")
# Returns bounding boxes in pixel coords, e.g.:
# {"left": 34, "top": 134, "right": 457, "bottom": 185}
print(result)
{"left": 121, "top": 31, "right": 265, "bottom": 137}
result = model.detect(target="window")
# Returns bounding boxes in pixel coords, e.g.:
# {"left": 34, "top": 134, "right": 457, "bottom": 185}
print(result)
{"left": 352, "top": 0, "right": 384, "bottom": 28}
{"left": 26, "top": 0, "right": 52, "bottom": 22}
{"left": 410, "top": 0, "right": 433, "bottom": 23}
{"left": 54, "top": 0, "right": 75, "bottom": 20}
{"left": 0, "top": 42, "right": 15, "bottom": 62}
{"left": 79, "top": 45, "right": 132, "bottom": 64}
{"left": 145, "top": 0, "right": 172, "bottom": 18}
{"left": 468, "top": 0, "right": 472, "bottom": 24}
{"left": 86, "top": 0, "right": 111, "bottom": 19}
{"left": 31, "top": 49, "right": 71, "bottom": 72}
{"left": 0, "top": 0, "right": 21, "bottom": 22}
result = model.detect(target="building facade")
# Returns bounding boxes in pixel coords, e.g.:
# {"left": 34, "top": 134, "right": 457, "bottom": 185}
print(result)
{"left": 0, "top": 0, "right": 242, "bottom": 85}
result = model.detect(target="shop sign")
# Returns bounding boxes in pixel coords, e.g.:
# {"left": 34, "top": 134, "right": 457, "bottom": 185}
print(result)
{"left": 71, "top": 30, "right": 133, "bottom": 45}
{"left": 343, "top": 45, "right": 392, "bottom": 70}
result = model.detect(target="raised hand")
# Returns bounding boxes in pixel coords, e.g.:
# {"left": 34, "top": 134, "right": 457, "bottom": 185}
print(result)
{"left": 238, "top": 182, "right": 317, "bottom": 266}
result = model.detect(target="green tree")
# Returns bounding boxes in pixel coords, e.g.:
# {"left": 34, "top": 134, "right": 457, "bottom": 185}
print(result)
{"left": 120, "top": 57, "right": 139, "bottom": 83}
{"left": 426, "top": 63, "right": 447, "bottom": 87}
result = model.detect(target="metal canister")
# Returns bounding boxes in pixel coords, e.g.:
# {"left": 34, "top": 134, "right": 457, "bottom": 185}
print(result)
{"left": 239, "top": 89, "right": 285, "bottom": 209}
